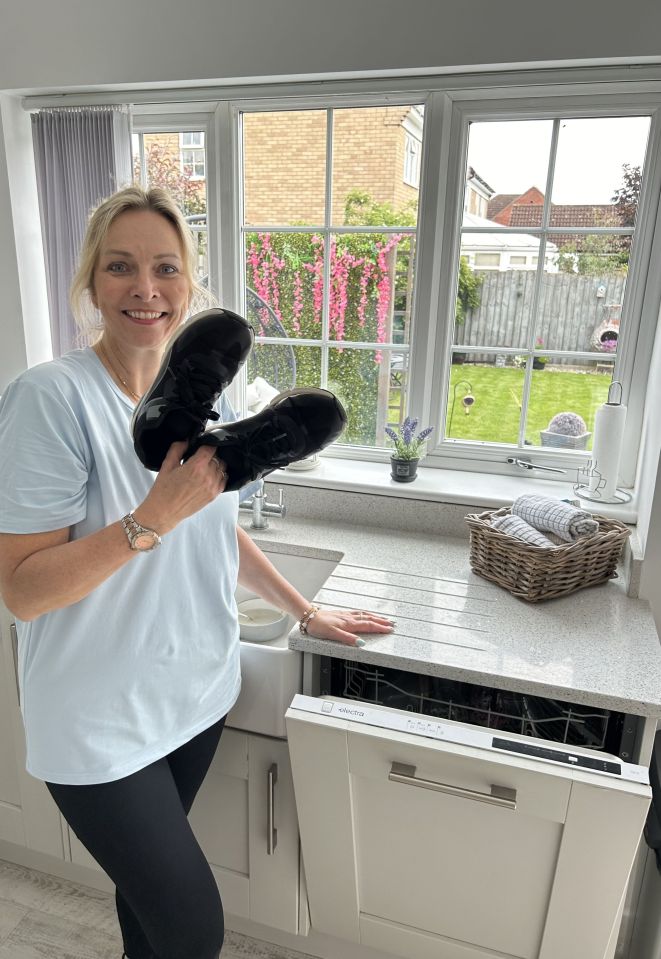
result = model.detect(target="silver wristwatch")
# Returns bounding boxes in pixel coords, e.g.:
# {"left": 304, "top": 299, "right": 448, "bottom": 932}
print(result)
{"left": 121, "top": 512, "right": 162, "bottom": 552}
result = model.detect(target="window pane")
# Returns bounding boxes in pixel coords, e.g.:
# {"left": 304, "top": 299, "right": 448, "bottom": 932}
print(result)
{"left": 552, "top": 117, "right": 649, "bottom": 227}
{"left": 246, "top": 343, "right": 321, "bottom": 397}
{"left": 466, "top": 119, "right": 553, "bottom": 225}
{"left": 243, "top": 111, "right": 326, "bottom": 226}
{"left": 191, "top": 228, "right": 208, "bottom": 285}
{"left": 526, "top": 359, "right": 614, "bottom": 451}
{"left": 327, "top": 232, "right": 415, "bottom": 345}
{"left": 329, "top": 348, "right": 391, "bottom": 447}
{"left": 457, "top": 236, "right": 545, "bottom": 351}
{"left": 445, "top": 364, "right": 524, "bottom": 445}
{"left": 245, "top": 232, "right": 325, "bottom": 338}
{"left": 331, "top": 105, "right": 423, "bottom": 226}
{"left": 132, "top": 131, "right": 207, "bottom": 216}
{"left": 132, "top": 130, "right": 207, "bottom": 283}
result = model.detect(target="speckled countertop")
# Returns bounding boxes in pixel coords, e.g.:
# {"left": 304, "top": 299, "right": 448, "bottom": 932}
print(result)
{"left": 241, "top": 513, "right": 661, "bottom": 718}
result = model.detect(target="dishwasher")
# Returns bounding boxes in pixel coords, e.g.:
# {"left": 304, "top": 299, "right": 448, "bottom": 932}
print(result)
{"left": 285, "top": 657, "right": 651, "bottom": 959}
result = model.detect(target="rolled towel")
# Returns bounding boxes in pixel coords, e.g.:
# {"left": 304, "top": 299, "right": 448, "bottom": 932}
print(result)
{"left": 491, "top": 514, "right": 557, "bottom": 548}
{"left": 512, "top": 494, "right": 599, "bottom": 543}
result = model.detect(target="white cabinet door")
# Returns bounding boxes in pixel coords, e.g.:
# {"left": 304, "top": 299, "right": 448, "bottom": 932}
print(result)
{"left": 286, "top": 696, "right": 651, "bottom": 959}
{"left": 0, "top": 612, "right": 64, "bottom": 857}
{"left": 0, "top": 619, "right": 23, "bottom": 845}
{"left": 69, "top": 727, "right": 301, "bottom": 935}
{"left": 189, "top": 728, "right": 300, "bottom": 934}
{"left": 247, "top": 734, "right": 300, "bottom": 933}
{"left": 188, "top": 727, "right": 251, "bottom": 919}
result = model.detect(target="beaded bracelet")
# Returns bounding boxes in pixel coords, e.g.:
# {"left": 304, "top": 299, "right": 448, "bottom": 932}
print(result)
{"left": 298, "top": 604, "right": 321, "bottom": 635}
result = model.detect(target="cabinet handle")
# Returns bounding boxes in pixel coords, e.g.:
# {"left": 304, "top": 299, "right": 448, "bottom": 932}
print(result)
{"left": 389, "top": 762, "right": 517, "bottom": 810}
{"left": 267, "top": 763, "right": 278, "bottom": 855}
{"left": 9, "top": 623, "right": 19, "bottom": 702}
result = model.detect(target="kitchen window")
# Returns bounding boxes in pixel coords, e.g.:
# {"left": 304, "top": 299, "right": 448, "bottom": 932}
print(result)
{"left": 232, "top": 88, "right": 661, "bottom": 489}
{"left": 121, "top": 80, "right": 661, "bottom": 493}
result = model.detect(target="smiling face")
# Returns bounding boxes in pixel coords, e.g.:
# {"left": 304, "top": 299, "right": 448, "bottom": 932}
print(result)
{"left": 91, "top": 209, "right": 192, "bottom": 354}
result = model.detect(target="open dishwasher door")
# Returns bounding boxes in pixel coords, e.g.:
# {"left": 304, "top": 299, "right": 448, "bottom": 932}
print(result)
{"left": 286, "top": 694, "right": 650, "bottom": 959}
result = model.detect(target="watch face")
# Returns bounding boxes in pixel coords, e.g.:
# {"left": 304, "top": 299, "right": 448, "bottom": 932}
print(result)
{"left": 134, "top": 531, "right": 159, "bottom": 551}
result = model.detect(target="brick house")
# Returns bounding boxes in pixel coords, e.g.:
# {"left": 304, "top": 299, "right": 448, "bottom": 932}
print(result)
{"left": 243, "top": 106, "right": 423, "bottom": 224}
{"left": 137, "top": 107, "right": 425, "bottom": 225}
{"left": 487, "top": 186, "right": 620, "bottom": 248}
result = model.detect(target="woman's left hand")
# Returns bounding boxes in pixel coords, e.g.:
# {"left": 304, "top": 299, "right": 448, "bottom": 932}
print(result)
{"left": 304, "top": 608, "right": 395, "bottom": 647}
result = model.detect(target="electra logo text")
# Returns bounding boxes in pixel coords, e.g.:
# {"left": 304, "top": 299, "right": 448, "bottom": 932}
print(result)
{"left": 338, "top": 706, "right": 366, "bottom": 717}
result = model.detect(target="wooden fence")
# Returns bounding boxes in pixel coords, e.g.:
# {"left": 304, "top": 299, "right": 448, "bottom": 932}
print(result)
{"left": 457, "top": 271, "right": 625, "bottom": 360}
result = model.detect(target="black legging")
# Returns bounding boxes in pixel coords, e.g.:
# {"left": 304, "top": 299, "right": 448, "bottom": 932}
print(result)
{"left": 46, "top": 716, "right": 226, "bottom": 959}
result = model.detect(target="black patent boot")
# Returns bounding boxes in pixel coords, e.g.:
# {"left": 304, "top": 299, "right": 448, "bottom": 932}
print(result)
{"left": 185, "top": 388, "right": 347, "bottom": 491}
{"left": 131, "top": 308, "right": 254, "bottom": 471}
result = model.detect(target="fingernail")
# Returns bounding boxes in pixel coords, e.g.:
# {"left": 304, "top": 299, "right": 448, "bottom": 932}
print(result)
{"left": 356, "top": 639, "right": 366, "bottom": 647}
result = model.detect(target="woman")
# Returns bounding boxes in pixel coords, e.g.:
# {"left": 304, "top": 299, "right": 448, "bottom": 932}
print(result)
{"left": 0, "top": 186, "right": 393, "bottom": 959}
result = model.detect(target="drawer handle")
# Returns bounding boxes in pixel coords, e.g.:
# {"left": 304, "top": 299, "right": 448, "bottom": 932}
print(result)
{"left": 267, "top": 763, "right": 278, "bottom": 855}
{"left": 389, "top": 762, "right": 517, "bottom": 810}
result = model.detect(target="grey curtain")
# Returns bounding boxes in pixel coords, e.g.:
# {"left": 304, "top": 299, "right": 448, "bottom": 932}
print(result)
{"left": 31, "top": 106, "right": 132, "bottom": 355}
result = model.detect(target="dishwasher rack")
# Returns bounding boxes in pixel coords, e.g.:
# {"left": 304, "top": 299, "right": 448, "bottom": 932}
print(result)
{"left": 319, "top": 657, "right": 638, "bottom": 759}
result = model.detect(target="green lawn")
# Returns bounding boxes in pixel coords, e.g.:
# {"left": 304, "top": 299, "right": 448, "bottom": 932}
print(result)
{"left": 390, "top": 366, "right": 612, "bottom": 450}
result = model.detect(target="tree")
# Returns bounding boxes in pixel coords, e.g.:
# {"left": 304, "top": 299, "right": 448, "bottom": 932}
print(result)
{"left": 556, "top": 233, "right": 629, "bottom": 276}
{"left": 133, "top": 142, "right": 206, "bottom": 217}
{"left": 456, "top": 256, "right": 482, "bottom": 324}
{"left": 612, "top": 163, "right": 642, "bottom": 227}
{"left": 345, "top": 190, "right": 482, "bottom": 325}
{"left": 554, "top": 167, "right": 642, "bottom": 276}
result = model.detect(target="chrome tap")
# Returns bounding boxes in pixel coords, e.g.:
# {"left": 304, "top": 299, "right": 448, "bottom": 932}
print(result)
{"left": 239, "top": 483, "right": 286, "bottom": 529}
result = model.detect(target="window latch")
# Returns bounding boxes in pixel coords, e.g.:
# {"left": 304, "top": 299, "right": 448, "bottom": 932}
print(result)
{"left": 506, "top": 457, "right": 566, "bottom": 475}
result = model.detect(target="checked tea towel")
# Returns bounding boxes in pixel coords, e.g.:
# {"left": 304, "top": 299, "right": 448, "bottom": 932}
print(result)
{"left": 491, "top": 513, "right": 557, "bottom": 548}
{"left": 512, "top": 494, "right": 599, "bottom": 543}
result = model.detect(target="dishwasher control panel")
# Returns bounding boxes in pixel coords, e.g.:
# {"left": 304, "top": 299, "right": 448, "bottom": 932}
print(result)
{"left": 289, "top": 694, "right": 649, "bottom": 785}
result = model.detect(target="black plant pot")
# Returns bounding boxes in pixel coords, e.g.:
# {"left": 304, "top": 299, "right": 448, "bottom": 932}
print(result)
{"left": 390, "top": 457, "right": 419, "bottom": 483}
{"left": 532, "top": 358, "right": 547, "bottom": 370}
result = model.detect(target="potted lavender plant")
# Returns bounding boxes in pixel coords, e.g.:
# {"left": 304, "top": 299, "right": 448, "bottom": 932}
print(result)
{"left": 385, "top": 417, "right": 434, "bottom": 483}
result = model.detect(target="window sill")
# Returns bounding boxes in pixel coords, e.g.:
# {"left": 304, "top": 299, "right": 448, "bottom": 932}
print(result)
{"left": 268, "top": 455, "right": 638, "bottom": 524}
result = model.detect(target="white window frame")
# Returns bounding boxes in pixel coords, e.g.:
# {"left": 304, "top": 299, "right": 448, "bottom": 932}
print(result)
{"left": 32, "top": 70, "right": 661, "bottom": 497}
{"left": 411, "top": 89, "right": 661, "bottom": 487}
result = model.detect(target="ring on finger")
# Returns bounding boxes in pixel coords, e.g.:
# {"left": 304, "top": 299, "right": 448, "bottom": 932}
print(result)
{"left": 213, "top": 460, "right": 228, "bottom": 482}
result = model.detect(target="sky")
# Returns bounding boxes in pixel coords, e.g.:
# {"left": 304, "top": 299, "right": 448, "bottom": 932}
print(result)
{"left": 467, "top": 116, "right": 650, "bottom": 205}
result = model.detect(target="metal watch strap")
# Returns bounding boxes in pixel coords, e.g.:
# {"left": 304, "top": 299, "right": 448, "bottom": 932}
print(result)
{"left": 121, "top": 512, "right": 162, "bottom": 551}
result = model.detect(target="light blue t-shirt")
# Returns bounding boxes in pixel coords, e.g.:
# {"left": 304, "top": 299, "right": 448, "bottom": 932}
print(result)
{"left": 0, "top": 348, "right": 242, "bottom": 785}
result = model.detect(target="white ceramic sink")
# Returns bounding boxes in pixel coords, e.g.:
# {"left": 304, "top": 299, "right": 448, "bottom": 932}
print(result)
{"left": 227, "top": 547, "right": 342, "bottom": 737}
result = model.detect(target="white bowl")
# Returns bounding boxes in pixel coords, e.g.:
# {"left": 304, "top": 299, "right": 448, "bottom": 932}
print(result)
{"left": 238, "top": 599, "right": 291, "bottom": 642}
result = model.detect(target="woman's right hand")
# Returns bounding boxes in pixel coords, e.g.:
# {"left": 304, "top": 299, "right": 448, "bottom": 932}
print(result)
{"left": 135, "top": 440, "right": 228, "bottom": 536}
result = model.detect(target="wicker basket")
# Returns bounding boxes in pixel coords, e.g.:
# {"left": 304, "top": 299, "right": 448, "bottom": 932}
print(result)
{"left": 464, "top": 507, "right": 631, "bottom": 602}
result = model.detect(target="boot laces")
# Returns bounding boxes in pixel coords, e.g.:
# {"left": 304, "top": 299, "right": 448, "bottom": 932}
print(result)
{"left": 242, "top": 413, "right": 306, "bottom": 469}
{"left": 164, "top": 354, "right": 223, "bottom": 423}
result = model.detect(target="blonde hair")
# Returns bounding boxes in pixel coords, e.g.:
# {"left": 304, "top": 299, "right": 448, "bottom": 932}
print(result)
{"left": 70, "top": 185, "right": 216, "bottom": 345}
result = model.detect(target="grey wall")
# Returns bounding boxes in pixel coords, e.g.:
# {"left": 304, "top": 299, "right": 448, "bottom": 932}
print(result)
{"left": 1, "top": 0, "right": 661, "bottom": 93}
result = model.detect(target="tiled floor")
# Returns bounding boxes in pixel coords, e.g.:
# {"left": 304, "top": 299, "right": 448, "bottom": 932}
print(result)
{"left": 0, "top": 859, "right": 315, "bottom": 959}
